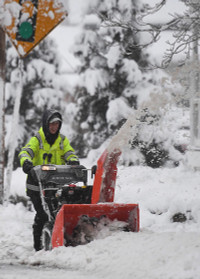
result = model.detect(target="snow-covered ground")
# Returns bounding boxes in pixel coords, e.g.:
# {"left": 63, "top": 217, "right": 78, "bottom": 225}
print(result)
{"left": 1, "top": 159, "right": 200, "bottom": 279}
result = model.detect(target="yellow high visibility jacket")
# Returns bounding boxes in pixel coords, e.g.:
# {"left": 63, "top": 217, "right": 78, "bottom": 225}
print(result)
{"left": 19, "top": 127, "right": 78, "bottom": 167}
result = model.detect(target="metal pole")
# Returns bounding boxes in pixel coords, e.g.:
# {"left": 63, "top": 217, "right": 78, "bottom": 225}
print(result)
{"left": 0, "top": 27, "right": 5, "bottom": 204}
{"left": 187, "top": 2, "right": 200, "bottom": 169}
{"left": 190, "top": 23, "right": 199, "bottom": 147}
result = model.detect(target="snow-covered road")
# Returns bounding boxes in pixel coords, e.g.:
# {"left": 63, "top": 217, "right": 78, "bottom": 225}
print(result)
{"left": 0, "top": 264, "right": 98, "bottom": 279}
{"left": 1, "top": 230, "right": 200, "bottom": 279}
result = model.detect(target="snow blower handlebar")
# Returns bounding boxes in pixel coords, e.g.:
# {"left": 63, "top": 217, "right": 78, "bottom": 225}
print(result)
{"left": 31, "top": 164, "right": 93, "bottom": 222}
{"left": 31, "top": 165, "right": 53, "bottom": 221}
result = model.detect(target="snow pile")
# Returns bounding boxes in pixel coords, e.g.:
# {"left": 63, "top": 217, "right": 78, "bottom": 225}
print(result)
{"left": 65, "top": 214, "right": 129, "bottom": 247}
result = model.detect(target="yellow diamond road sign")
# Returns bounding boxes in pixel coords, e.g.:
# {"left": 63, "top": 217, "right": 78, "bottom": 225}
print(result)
{"left": 5, "top": 0, "right": 67, "bottom": 57}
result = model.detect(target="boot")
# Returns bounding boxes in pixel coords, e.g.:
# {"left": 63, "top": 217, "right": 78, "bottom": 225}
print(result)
{"left": 33, "top": 223, "right": 42, "bottom": 251}
{"left": 32, "top": 212, "right": 48, "bottom": 251}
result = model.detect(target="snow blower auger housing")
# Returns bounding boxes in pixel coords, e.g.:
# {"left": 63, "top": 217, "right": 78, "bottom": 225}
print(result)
{"left": 33, "top": 149, "right": 139, "bottom": 250}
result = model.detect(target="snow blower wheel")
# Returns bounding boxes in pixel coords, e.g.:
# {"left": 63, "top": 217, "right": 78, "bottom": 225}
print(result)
{"left": 42, "top": 222, "right": 53, "bottom": 251}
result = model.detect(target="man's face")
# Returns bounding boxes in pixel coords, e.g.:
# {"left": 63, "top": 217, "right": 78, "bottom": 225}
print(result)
{"left": 49, "top": 121, "right": 60, "bottom": 134}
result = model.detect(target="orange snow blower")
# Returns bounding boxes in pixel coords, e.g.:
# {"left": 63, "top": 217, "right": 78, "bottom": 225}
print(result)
{"left": 33, "top": 149, "right": 139, "bottom": 250}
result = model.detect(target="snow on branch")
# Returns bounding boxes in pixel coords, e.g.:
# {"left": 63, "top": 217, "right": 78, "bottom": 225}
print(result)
{"left": 98, "top": 0, "right": 200, "bottom": 69}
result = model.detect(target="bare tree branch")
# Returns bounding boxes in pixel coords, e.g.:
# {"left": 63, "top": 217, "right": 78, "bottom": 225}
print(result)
{"left": 98, "top": 0, "right": 200, "bottom": 69}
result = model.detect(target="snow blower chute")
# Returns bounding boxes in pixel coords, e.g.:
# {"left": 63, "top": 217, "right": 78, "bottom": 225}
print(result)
{"left": 33, "top": 149, "right": 139, "bottom": 250}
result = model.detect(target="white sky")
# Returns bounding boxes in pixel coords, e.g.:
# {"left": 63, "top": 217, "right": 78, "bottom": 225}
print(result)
{"left": 139, "top": 0, "right": 186, "bottom": 23}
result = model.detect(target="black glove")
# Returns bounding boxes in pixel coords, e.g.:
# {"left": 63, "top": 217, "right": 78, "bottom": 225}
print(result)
{"left": 67, "top": 159, "right": 80, "bottom": 165}
{"left": 22, "top": 160, "right": 33, "bottom": 174}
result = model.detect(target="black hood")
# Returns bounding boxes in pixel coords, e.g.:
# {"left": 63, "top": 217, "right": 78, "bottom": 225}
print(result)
{"left": 42, "top": 109, "right": 62, "bottom": 145}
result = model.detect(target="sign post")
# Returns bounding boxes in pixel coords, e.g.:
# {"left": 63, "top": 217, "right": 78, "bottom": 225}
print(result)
{"left": 0, "top": 27, "right": 5, "bottom": 204}
{"left": 186, "top": 2, "right": 200, "bottom": 170}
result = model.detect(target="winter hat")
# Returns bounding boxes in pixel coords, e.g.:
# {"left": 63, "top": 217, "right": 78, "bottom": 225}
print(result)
{"left": 49, "top": 111, "right": 62, "bottom": 124}
{"left": 49, "top": 116, "right": 62, "bottom": 123}
{"left": 42, "top": 109, "right": 62, "bottom": 145}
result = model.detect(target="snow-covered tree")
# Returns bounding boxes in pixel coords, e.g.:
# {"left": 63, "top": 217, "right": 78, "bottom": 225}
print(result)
{"left": 5, "top": 37, "right": 70, "bottom": 169}
{"left": 68, "top": 0, "right": 146, "bottom": 157}
{"left": 101, "top": 0, "right": 199, "bottom": 68}
{"left": 3, "top": 0, "right": 192, "bottom": 169}
{"left": 65, "top": 0, "right": 187, "bottom": 168}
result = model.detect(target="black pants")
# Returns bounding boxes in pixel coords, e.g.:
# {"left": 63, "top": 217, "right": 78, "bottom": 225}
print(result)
{"left": 28, "top": 191, "right": 48, "bottom": 251}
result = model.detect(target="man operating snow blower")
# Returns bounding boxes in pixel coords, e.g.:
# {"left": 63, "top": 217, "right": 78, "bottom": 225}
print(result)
{"left": 18, "top": 109, "right": 80, "bottom": 251}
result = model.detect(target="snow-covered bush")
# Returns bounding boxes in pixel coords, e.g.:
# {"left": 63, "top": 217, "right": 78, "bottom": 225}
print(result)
{"left": 129, "top": 107, "right": 189, "bottom": 168}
